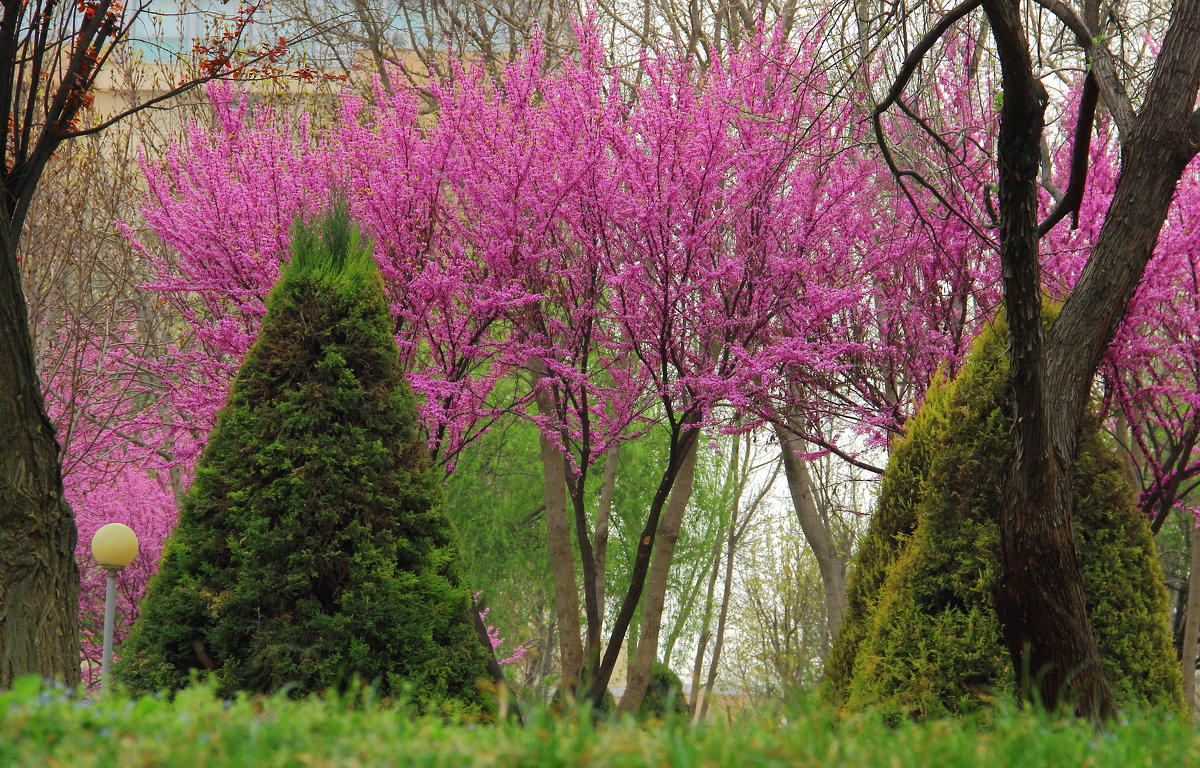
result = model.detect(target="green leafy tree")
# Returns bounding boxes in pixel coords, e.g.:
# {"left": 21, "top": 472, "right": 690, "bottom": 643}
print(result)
{"left": 116, "top": 204, "right": 490, "bottom": 707}
{"left": 724, "top": 519, "right": 828, "bottom": 700}
{"left": 444, "top": 409, "right": 552, "bottom": 694}
{"left": 827, "top": 315, "right": 1183, "bottom": 719}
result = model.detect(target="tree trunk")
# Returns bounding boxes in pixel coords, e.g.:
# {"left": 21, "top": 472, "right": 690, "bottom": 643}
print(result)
{"left": 594, "top": 448, "right": 618, "bottom": 624}
{"left": 775, "top": 425, "right": 847, "bottom": 650}
{"left": 587, "top": 425, "right": 700, "bottom": 705}
{"left": 984, "top": 0, "right": 1113, "bottom": 717}
{"left": 567, "top": 462, "right": 603, "bottom": 684}
{"left": 616, "top": 433, "right": 700, "bottom": 715}
{"left": 575, "top": 446, "right": 617, "bottom": 683}
{"left": 534, "top": 388, "right": 584, "bottom": 696}
{"left": 0, "top": 211, "right": 80, "bottom": 688}
{"left": 983, "top": 0, "right": 1200, "bottom": 719}
{"left": 1182, "top": 518, "right": 1200, "bottom": 712}
{"left": 1173, "top": 579, "right": 1188, "bottom": 660}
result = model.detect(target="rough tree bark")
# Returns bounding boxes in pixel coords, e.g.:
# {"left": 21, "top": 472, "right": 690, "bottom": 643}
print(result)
{"left": 876, "top": 0, "right": 1200, "bottom": 718}
{"left": 0, "top": 0, "right": 284, "bottom": 690}
{"left": 982, "top": 0, "right": 1200, "bottom": 718}
{"left": 0, "top": 205, "right": 80, "bottom": 688}
{"left": 984, "top": 0, "right": 1114, "bottom": 715}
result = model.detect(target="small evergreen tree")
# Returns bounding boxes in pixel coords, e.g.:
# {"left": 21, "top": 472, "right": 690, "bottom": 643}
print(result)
{"left": 637, "top": 662, "right": 692, "bottom": 720}
{"left": 826, "top": 314, "right": 1182, "bottom": 719}
{"left": 116, "top": 204, "right": 490, "bottom": 708}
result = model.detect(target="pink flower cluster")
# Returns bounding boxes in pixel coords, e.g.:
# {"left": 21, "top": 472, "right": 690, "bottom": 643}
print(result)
{"left": 48, "top": 21, "right": 1200, "bottom": 682}
{"left": 70, "top": 466, "right": 178, "bottom": 689}
{"left": 476, "top": 594, "right": 529, "bottom": 667}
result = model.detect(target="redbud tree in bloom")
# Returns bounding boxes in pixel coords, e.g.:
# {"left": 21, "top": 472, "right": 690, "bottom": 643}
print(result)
{"left": 87, "top": 22, "right": 892, "bottom": 701}
{"left": 53, "top": 21, "right": 1200, "bottom": 693}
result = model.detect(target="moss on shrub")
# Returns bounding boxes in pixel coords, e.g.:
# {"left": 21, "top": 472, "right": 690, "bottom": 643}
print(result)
{"left": 827, "top": 315, "right": 1182, "bottom": 719}
{"left": 115, "top": 204, "right": 490, "bottom": 710}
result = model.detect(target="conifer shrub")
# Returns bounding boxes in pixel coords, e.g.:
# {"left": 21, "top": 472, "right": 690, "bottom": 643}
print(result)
{"left": 827, "top": 315, "right": 1182, "bottom": 719}
{"left": 822, "top": 380, "right": 954, "bottom": 708}
{"left": 115, "top": 204, "right": 491, "bottom": 709}
{"left": 637, "top": 662, "right": 692, "bottom": 720}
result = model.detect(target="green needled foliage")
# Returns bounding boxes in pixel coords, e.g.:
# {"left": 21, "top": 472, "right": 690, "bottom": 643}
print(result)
{"left": 823, "top": 377, "right": 953, "bottom": 709}
{"left": 116, "top": 204, "right": 490, "bottom": 709}
{"left": 826, "top": 314, "right": 1182, "bottom": 720}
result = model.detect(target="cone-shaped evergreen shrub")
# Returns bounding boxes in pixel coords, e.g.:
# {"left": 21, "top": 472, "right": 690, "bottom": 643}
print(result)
{"left": 826, "top": 314, "right": 1182, "bottom": 719}
{"left": 116, "top": 204, "right": 490, "bottom": 708}
{"left": 822, "top": 380, "right": 953, "bottom": 708}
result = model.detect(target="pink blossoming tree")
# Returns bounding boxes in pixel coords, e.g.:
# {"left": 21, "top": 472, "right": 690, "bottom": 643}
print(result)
{"left": 48, "top": 16, "right": 1200, "bottom": 713}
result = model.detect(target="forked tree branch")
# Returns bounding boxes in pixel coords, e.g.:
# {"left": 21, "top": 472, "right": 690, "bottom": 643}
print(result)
{"left": 873, "top": 0, "right": 984, "bottom": 117}
{"left": 1030, "top": 0, "right": 1135, "bottom": 137}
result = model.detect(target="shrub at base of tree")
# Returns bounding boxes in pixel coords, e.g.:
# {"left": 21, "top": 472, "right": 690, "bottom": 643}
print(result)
{"left": 115, "top": 204, "right": 491, "bottom": 710}
{"left": 637, "top": 662, "right": 692, "bottom": 720}
{"left": 825, "top": 312, "right": 1183, "bottom": 720}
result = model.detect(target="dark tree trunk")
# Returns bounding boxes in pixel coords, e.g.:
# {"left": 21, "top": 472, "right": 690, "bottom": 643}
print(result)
{"left": 586, "top": 424, "right": 700, "bottom": 706}
{"left": 985, "top": 0, "right": 1113, "bottom": 715}
{"left": 983, "top": 0, "right": 1200, "bottom": 718}
{"left": 616, "top": 435, "right": 699, "bottom": 715}
{"left": 0, "top": 0, "right": 279, "bottom": 692}
{"left": 0, "top": 208, "right": 80, "bottom": 688}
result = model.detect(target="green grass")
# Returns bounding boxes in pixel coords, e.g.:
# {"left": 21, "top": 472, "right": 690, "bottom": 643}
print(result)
{"left": 2, "top": 676, "right": 1197, "bottom": 767}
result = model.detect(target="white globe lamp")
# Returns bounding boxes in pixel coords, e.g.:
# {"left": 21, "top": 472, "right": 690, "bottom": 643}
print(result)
{"left": 90, "top": 523, "right": 140, "bottom": 692}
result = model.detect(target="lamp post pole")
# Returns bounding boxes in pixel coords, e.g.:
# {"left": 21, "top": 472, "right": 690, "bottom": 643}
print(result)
{"left": 101, "top": 566, "right": 119, "bottom": 691}
{"left": 90, "top": 523, "right": 139, "bottom": 693}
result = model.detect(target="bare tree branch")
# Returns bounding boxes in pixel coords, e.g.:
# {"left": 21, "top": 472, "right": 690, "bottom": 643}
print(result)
{"left": 874, "top": 0, "right": 984, "bottom": 116}
{"left": 1039, "top": 70, "right": 1098, "bottom": 236}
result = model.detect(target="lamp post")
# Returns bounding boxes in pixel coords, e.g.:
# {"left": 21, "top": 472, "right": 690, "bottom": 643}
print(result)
{"left": 90, "top": 523, "right": 139, "bottom": 692}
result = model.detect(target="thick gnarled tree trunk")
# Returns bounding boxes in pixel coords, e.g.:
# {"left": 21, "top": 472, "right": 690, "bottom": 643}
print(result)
{"left": 0, "top": 214, "right": 80, "bottom": 688}
{"left": 982, "top": 0, "right": 1200, "bottom": 718}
